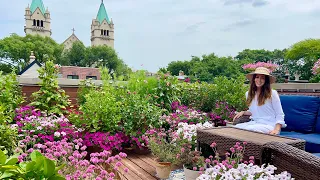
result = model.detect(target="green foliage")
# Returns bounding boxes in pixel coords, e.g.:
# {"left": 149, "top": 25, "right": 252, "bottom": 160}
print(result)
{"left": 285, "top": 39, "right": 320, "bottom": 80}
{"left": 167, "top": 60, "right": 191, "bottom": 76}
{"left": 309, "top": 74, "right": 320, "bottom": 83}
{"left": 212, "top": 76, "right": 248, "bottom": 112}
{"left": 0, "top": 71, "right": 24, "bottom": 122}
{"left": 30, "top": 61, "right": 70, "bottom": 115}
{"left": 63, "top": 41, "right": 86, "bottom": 66}
{"left": 76, "top": 67, "right": 121, "bottom": 132}
{"left": 0, "top": 64, "right": 12, "bottom": 74}
{"left": 148, "top": 138, "right": 180, "bottom": 164}
{"left": 126, "top": 70, "right": 158, "bottom": 97}
{"left": 77, "top": 79, "right": 96, "bottom": 105}
{"left": 178, "top": 76, "right": 247, "bottom": 112}
{"left": 0, "top": 122, "right": 17, "bottom": 156}
{"left": 153, "top": 73, "right": 180, "bottom": 110}
{"left": 120, "top": 92, "right": 162, "bottom": 137}
{"left": 177, "top": 82, "right": 216, "bottom": 112}
{"left": 235, "top": 49, "right": 274, "bottom": 62}
{"left": 0, "top": 150, "right": 65, "bottom": 180}
{"left": 0, "top": 34, "right": 63, "bottom": 72}
{"left": 83, "top": 45, "right": 127, "bottom": 76}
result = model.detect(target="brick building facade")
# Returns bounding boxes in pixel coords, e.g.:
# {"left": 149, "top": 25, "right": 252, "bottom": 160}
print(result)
{"left": 59, "top": 66, "right": 101, "bottom": 80}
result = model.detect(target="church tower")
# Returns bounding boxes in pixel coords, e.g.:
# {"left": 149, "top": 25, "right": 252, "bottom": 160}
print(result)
{"left": 24, "top": 0, "right": 52, "bottom": 37}
{"left": 91, "top": 0, "right": 114, "bottom": 48}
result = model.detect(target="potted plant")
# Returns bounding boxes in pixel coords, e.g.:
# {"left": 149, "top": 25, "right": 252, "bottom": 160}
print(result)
{"left": 197, "top": 142, "right": 294, "bottom": 180}
{"left": 177, "top": 142, "right": 205, "bottom": 180}
{"left": 148, "top": 137, "right": 180, "bottom": 179}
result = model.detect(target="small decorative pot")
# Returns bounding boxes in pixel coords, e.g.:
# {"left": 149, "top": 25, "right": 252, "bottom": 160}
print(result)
{"left": 155, "top": 162, "right": 172, "bottom": 179}
{"left": 183, "top": 165, "right": 201, "bottom": 180}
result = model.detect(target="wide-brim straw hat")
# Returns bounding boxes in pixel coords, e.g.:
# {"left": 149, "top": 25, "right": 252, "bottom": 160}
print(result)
{"left": 246, "top": 67, "right": 276, "bottom": 84}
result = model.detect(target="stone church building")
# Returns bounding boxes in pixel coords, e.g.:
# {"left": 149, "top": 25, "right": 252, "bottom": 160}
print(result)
{"left": 24, "top": 0, "right": 115, "bottom": 50}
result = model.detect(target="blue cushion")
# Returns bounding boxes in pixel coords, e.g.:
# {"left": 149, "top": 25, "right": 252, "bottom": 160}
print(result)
{"left": 280, "top": 131, "right": 320, "bottom": 153}
{"left": 313, "top": 153, "right": 320, "bottom": 157}
{"left": 315, "top": 107, "right": 320, "bottom": 133}
{"left": 280, "top": 95, "right": 320, "bottom": 133}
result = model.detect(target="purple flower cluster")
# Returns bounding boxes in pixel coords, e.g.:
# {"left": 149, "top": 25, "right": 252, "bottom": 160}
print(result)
{"left": 83, "top": 131, "right": 129, "bottom": 151}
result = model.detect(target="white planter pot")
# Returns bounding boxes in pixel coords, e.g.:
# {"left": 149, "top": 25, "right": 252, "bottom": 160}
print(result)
{"left": 183, "top": 165, "right": 201, "bottom": 180}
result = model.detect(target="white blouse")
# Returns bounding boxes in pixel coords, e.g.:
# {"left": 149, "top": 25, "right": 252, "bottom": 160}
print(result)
{"left": 246, "top": 90, "right": 286, "bottom": 128}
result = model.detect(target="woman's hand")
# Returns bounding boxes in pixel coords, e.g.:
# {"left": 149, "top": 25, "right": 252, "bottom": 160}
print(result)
{"left": 233, "top": 111, "right": 245, "bottom": 121}
{"left": 269, "top": 129, "right": 280, "bottom": 135}
{"left": 269, "top": 124, "right": 282, "bottom": 135}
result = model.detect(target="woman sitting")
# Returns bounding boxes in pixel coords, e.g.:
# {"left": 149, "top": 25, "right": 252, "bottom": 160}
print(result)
{"left": 233, "top": 67, "right": 286, "bottom": 135}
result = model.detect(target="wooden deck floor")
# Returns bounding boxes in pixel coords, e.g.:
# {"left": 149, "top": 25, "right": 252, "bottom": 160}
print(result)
{"left": 117, "top": 152, "right": 159, "bottom": 180}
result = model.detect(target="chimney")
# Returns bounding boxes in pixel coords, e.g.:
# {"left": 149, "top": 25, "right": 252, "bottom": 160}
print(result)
{"left": 29, "top": 51, "right": 36, "bottom": 63}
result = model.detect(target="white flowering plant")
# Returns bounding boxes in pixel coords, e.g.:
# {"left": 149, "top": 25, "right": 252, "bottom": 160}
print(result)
{"left": 197, "top": 163, "right": 293, "bottom": 180}
{"left": 196, "top": 142, "right": 293, "bottom": 180}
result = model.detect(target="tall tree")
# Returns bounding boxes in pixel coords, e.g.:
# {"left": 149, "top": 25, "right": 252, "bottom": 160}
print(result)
{"left": 285, "top": 39, "right": 320, "bottom": 80}
{"left": 0, "top": 34, "right": 63, "bottom": 72}
{"left": 63, "top": 41, "right": 86, "bottom": 66}
{"left": 235, "top": 49, "right": 274, "bottom": 62}
{"left": 167, "top": 60, "right": 191, "bottom": 76}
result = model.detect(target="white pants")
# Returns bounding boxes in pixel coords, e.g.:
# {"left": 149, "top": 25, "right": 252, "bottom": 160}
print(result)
{"left": 234, "top": 121, "right": 274, "bottom": 133}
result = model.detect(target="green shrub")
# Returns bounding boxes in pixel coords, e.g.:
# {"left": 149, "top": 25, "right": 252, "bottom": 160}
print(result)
{"left": 212, "top": 76, "right": 248, "bottom": 111}
{"left": 153, "top": 73, "right": 180, "bottom": 111}
{"left": 125, "top": 70, "right": 158, "bottom": 97}
{"left": 178, "top": 75, "right": 248, "bottom": 112}
{"left": 77, "top": 79, "right": 96, "bottom": 105}
{"left": 120, "top": 92, "right": 162, "bottom": 137}
{"left": 0, "top": 71, "right": 24, "bottom": 122}
{"left": 0, "top": 124, "right": 17, "bottom": 156}
{"left": 30, "top": 61, "right": 70, "bottom": 115}
{"left": 74, "top": 67, "right": 121, "bottom": 132}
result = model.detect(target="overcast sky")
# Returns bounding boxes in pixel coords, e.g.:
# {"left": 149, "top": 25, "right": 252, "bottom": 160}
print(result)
{"left": 1, "top": 0, "right": 320, "bottom": 72}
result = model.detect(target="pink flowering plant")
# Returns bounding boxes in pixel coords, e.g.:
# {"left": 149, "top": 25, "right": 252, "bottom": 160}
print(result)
{"left": 83, "top": 131, "right": 129, "bottom": 151}
{"left": 207, "top": 141, "right": 252, "bottom": 170}
{"left": 312, "top": 59, "right": 320, "bottom": 75}
{"left": 16, "top": 137, "right": 128, "bottom": 180}
{"left": 14, "top": 108, "right": 82, "bottom": 145}
{"left": 242, "top": 62, "right": 279, "bottom": 73}
{"left": 211, "top": 101, "right": 237, "bottom": 122}
{"left": 176, "top": 142, "right": 205, "bottom": 171}
{"left": 162, "top": 102, "right": 211, "bottom": 128}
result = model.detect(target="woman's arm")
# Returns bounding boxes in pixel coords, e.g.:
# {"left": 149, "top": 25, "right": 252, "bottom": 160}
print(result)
{"left": 269, "top": 90, "right": 286, "bottom": 135}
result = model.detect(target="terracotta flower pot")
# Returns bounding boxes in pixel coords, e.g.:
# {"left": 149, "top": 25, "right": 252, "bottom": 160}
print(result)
{"left": 183, "top": 165, "right": 201, "bottom": 180}
{"left": 155, "top": 162, "right": 172, "bottom": 179}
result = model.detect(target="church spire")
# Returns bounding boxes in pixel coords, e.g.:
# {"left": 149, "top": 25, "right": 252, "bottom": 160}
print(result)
{"left": 30, "top": 0, "right": 45, "bottom": 14}
{"left": 96, "top": 0, "right": 110, "bottom": 24}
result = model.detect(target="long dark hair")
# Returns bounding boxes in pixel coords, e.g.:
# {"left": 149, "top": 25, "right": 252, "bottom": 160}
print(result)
{"left": 246, "top": 74, "right": 272, "bottom": 106}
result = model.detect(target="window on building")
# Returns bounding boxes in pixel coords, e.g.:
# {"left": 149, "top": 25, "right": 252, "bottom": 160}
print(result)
{"left": 67, "top": 75, "right": 79, "bottom": 79}
{"left": 104, "top": 30, "right": 106, "bottom": 36}
{"left": 101, "top": 30, "right": 103, "bottom": 35}
{"left": 86, "top": 76, "right": 97, "bottom": 80}
{"left": 37, "top": 20, "right": 40, "bottom": 26}
{"left": 40, "top": 20, "right": 43, "bottom": 27}
{"left": 33, "top": 19, "right": 36, "bottom": 26}
{"left": 107, "top": 30, "right": 109, "bottom": 36}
